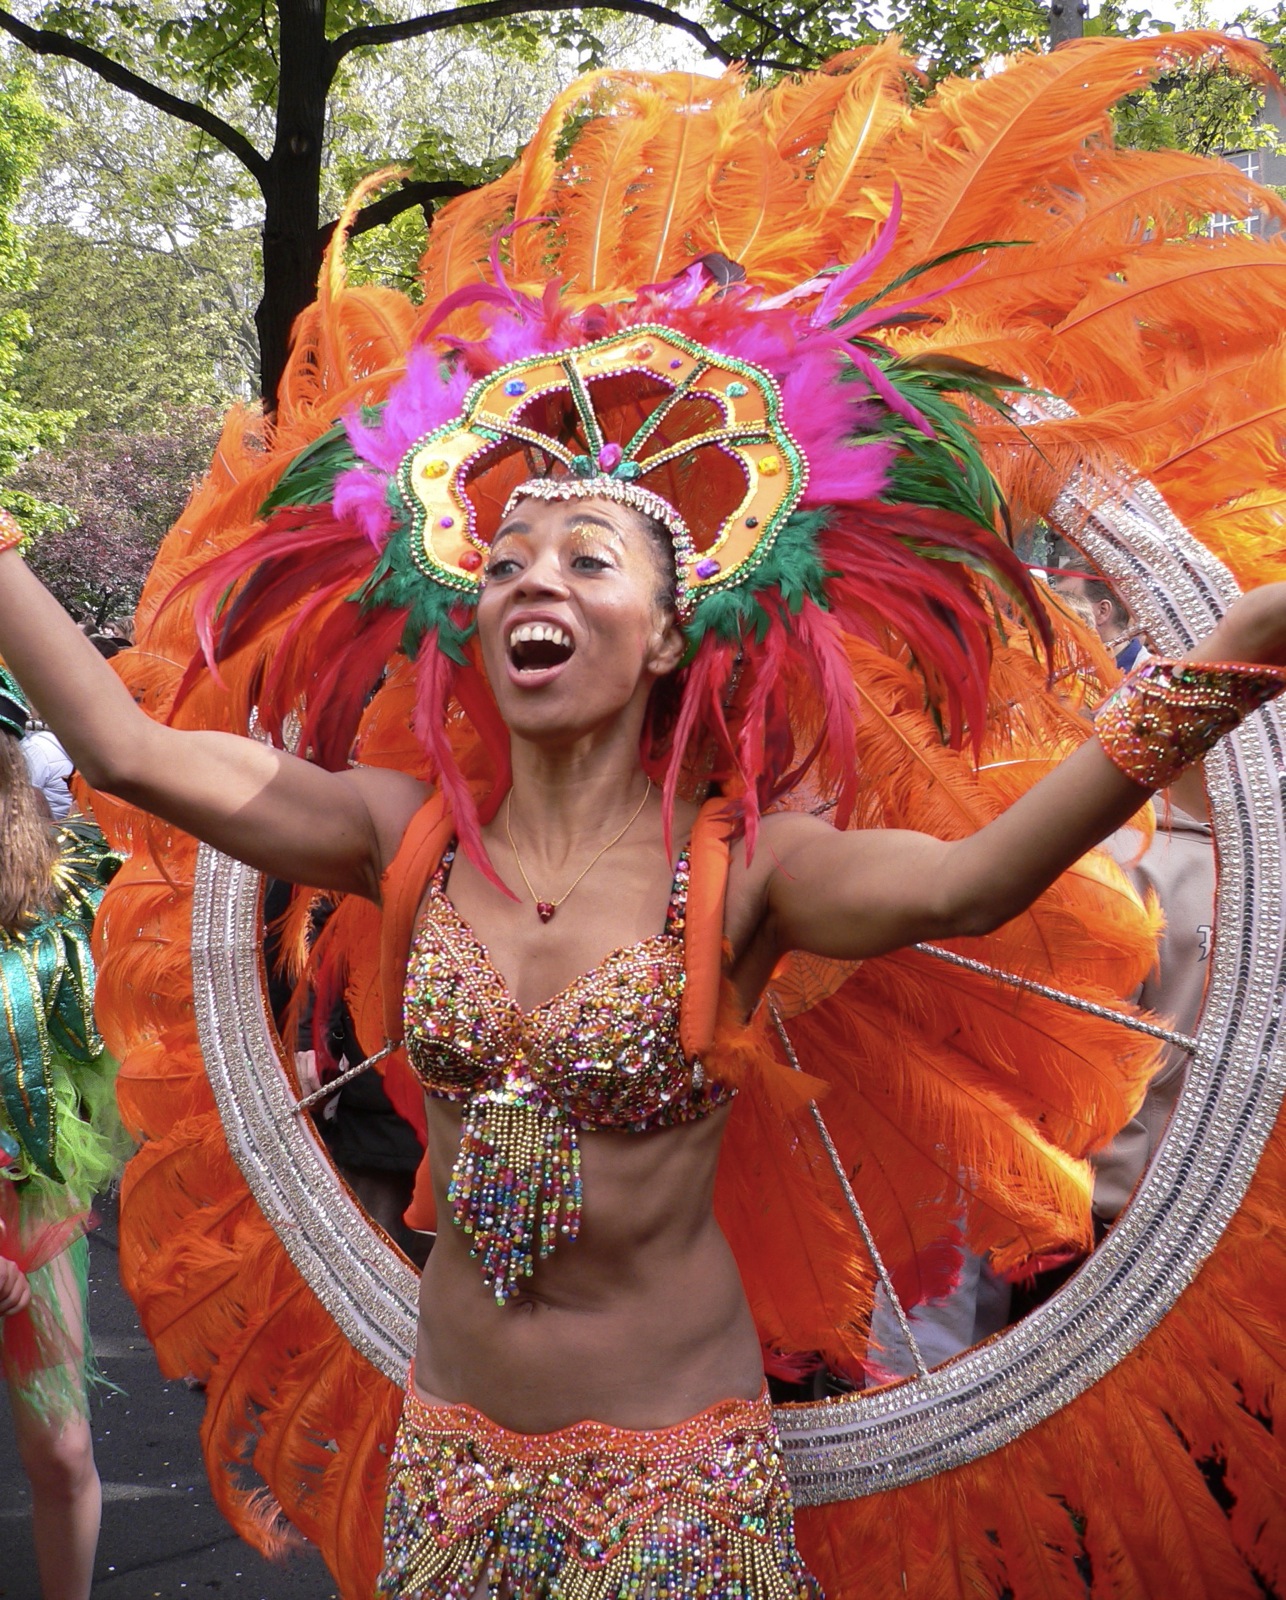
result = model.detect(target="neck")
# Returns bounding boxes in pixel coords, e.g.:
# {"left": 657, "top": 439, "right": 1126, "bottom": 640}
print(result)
{"left": 504, "top": 726, "right": 655, "bottom": 866}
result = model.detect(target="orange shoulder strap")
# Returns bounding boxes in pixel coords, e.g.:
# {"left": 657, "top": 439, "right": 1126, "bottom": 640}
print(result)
{"left": 680, "top": 798, "right": 734, "bottom": 1062}
{"left": 379, "top": 793, "right": 455, "bottom": 1046}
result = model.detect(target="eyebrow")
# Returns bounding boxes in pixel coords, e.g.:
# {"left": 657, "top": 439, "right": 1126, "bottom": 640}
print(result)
{"left": 492, "top": 511, "right": 625, "bottom": 547}
{"left": 567, "top": 514, "right": 621, "bottom": 534}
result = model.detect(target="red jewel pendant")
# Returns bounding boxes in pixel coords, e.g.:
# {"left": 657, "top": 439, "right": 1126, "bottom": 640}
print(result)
{"left": 536, "top": 901, "right": 556, "bottom": 923}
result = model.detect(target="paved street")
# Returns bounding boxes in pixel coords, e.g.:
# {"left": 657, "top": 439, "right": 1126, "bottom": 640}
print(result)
{"left": 0, "top": 1196, "right": 336, "bottom": 1598}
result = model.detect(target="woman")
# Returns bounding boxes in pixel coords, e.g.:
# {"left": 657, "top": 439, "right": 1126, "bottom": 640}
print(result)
{"left": 0, "top": 652, "right": 124, "bottom": 1600}
{"left": 3, "top": 258, "right": 1286, "bottom": 1598}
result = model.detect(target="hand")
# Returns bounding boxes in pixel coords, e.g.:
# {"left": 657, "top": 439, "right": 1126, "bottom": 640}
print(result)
{"left": 1193, "top": 583, "right": 1286, "bottom": 669}
{"left": 294, "top": 1049, "right": 321, "bottom": 1099}
{"left": 0, "top": 1255, "right": 31, "bottom": 1318}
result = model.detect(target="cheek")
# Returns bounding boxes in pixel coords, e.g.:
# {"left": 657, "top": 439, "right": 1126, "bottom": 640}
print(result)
{"left": 475, "top": 593, "right": 508, "bottom": 664}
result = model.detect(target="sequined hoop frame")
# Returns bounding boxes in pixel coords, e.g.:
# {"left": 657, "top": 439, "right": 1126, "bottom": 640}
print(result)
{"left": 191, "top": 402, "right": 1286, "bottom": 1501}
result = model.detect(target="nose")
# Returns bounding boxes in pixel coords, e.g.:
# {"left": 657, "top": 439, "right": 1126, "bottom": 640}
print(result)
{"left": 514, "top": 544, "right": 569, "bottom": 598}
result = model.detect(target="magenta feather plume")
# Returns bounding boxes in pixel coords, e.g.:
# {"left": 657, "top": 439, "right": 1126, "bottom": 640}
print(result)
{"left": 345, "top": 349, "right": 472, "bottom": 476}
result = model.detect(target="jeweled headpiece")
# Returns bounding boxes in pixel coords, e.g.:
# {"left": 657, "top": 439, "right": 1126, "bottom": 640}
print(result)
{"left": 191, "top": 222, "right": 1048, "bottom": 866}
{"left": 396, "top": 324, "right": 806, "bottom": 622}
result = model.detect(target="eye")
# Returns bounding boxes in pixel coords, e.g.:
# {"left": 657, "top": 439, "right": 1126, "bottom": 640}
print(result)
{"left": 570, "top": 552, "right": 610, "bottom": 571}
{"left": 484, "top": 555, "right": 521, "bottom": 580}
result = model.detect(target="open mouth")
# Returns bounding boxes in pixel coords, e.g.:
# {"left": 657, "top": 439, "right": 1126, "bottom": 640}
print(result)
{"left": 508, "top": 622, "right": 575, "bottom": 672}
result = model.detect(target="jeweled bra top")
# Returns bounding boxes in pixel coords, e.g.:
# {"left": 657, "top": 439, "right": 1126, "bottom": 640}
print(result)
{"left": 403, "top": 843, "right": 733, "bottom": 1301}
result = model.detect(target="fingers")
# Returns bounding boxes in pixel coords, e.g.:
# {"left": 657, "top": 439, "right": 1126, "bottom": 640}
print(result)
{"left": 0, "top": 1256, "right": 31, "bottom": 1317}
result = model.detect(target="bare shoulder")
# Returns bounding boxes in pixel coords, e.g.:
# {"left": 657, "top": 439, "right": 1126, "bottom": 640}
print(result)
{"left": 723, "top": 810, "right": 855, "bottom": 965}
{"left": 339, "top": 765, "right": 432, "bottom": 879}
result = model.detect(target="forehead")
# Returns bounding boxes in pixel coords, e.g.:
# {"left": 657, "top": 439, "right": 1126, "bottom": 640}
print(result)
{"left": 493, "top": 495, "right": 647, "bottom": 546}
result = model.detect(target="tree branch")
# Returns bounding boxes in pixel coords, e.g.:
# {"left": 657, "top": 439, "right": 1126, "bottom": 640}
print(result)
{"left": 317, "top": 178, "right": 473, "bottom": 250}
{"left": 0, "top": 8, "right": 269, "bottom": 183}
{"left": 331, "top": 0, "right": 735, "bottom": 67}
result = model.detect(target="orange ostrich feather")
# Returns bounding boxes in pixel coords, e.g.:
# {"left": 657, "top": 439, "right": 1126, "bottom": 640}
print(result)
{"left": 91, "top": 31, "right": 1286, "bottom": 1597}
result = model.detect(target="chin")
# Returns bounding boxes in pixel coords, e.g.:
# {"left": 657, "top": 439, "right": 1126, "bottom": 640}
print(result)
{"left": 488, "top": 663, "right": 635, "bottom": 745}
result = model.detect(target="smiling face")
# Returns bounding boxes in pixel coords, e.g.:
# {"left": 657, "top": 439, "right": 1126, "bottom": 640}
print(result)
{"left": 475, "top": 495, "right": 684, "bottom": 746}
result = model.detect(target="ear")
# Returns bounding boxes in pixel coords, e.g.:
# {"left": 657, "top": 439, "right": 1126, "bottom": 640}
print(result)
{"left": 647, "top": 611, "right": 687, "bottom": 678}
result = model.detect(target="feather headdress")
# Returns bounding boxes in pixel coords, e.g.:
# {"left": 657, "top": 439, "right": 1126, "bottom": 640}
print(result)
{"left": 179, "top": 206, "right": 1047, "bottom": 869}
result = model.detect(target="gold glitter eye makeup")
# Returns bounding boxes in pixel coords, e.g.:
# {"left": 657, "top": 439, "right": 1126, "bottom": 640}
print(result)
{"left": 566, "top": 523, "right": 623, "bottom": 566}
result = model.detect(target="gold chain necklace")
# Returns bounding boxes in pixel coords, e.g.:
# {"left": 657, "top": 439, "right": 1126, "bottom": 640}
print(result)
{"left": 504, "top": 781, "right": 653, "bottom": 923}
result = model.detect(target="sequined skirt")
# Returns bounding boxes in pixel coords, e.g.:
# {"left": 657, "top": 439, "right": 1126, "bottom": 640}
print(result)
{"left": 376, "top": 1383, "right": 823, "bottom": 1599}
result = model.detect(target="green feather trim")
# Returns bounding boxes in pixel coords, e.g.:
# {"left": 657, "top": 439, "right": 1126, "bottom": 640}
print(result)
{"left": 847, "top": 358, "right": 1014, "bottom": 533}
{"left": 832, "top": 239, "right": 1025, "bottom": 329}
{"left": 681, "top": 510, "right": 831, "bottom": 657}
{"left": 352, "top": 510, "right": 476, "bottom": 664}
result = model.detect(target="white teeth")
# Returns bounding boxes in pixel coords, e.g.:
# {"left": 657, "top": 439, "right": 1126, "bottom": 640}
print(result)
{"left": 508, "top": 623, "right": 572, "bottom": 649}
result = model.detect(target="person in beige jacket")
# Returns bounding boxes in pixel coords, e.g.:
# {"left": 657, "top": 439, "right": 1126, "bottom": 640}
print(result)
{"left": 1095, "top": 766, "right": 1214, "bottom": 1224}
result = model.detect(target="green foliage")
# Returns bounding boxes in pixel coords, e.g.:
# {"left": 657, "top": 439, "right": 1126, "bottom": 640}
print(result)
{"left": 1084, "top": 3, "right": 1286, "bottom": 159}
{"left": 2, "top": 61, "right": 259, "bottom": 428}
{"left": 42, "top": 0, "right": 392, "bottom": 99}
{"left": 0, "top": 64, "right": 78, "bottom": 534}
{"left": 12, "top": 402, "right": 221, "bottom": 623}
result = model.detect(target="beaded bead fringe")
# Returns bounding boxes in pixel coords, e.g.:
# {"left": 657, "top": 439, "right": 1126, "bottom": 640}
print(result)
{"left": 376, "top": 1385, "right": 822, "bottom": 1600}
{"left": 447, "top": 1076, "right": 583, "bottom": 1302}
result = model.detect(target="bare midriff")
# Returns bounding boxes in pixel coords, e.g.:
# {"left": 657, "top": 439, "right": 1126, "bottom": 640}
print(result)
{"left": 412, "top": 1097, "right": 764, "bottom": 1434}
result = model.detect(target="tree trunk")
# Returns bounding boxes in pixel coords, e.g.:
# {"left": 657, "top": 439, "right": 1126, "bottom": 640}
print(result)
{"left": 1048, "top": 1, "right": 1087, "bottom": 46}
{"left": 256, "top": 0, "right": 333, "bottom": 405}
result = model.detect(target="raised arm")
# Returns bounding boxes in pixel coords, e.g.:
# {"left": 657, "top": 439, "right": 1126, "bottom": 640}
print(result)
{"left": 754, "top": 584, "right": 1286, "bottom": 968}
{"left": 0, "top": 543, "right": 426, "bottom": 899}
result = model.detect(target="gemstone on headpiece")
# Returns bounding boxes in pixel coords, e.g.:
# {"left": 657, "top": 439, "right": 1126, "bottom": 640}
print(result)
{"left": 597, "top": 443, "right": 624, "bottom": 472}
{"left": 695, "top": 558, "right": 721, "bottom": 579}
{"left": 745, "top": 516, "right": 759, "bottom": 528}
{"left": 759, "top": 455, "right": 782, "bottom": 476}
{"left": 726, "top": 382, "right": 748, "bottom": 398}
{"left": 460, "top": 550, "right": 483, "bottom": 571}
{"left": 440, "top": 516, "right": 455, "bottom": 529}
{"left": 571, "top": 455, "right": 595, "bottom": 477}
{"left": 504, "top": 379, "right": 527, "bottom": 396}
{"left": 421, "top": 458, "right": 450, "bottom": 479}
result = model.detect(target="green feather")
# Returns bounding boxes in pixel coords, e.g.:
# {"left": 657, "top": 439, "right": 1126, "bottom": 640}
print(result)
{"left": 831, "top": 239, "right": 1029, "bottom": 329}
{"left": 258, "top": 415, "right": 373, "bottom": 515}
{"left": 682, "top": 510, "right": 831, "bottom": 657}
{"left": 351, "top": 513, "right": 476, "bottom": 664}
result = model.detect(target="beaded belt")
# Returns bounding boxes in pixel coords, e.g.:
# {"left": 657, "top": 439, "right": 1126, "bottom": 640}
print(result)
{"left": 377, "top": 1382, "right": 823, "bottom": 1600}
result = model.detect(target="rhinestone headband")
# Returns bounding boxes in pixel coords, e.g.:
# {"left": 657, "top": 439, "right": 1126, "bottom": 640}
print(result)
{"left": 503, "top": 476, "right": 698, "bottom": 620}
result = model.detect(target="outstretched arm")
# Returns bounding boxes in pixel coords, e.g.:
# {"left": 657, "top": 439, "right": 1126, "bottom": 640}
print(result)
{"left": 0, "top": 547, "right": 426, "bottom": 899}
{"left": 758, "top": 585, "right": 1286, "bottom": 965}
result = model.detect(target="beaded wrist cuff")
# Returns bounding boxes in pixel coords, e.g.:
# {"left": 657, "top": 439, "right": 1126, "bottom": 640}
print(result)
{"left": 1095, "top": 658, "right": 1286, "bottom": 790}
{"left": 0, "top": 508, "right": 24, "bottom": 553}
